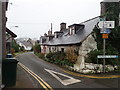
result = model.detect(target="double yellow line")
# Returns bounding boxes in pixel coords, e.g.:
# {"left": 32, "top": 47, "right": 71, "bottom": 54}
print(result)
{"left": 18, "top": 62, "right": 53, "bottom": 90}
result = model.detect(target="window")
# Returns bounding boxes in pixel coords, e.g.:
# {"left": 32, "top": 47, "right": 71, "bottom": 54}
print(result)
{"left": 61, "top": 48, "right": 64, "bottom": 52}
{"left": 72, "top": 29, "right": 75, "bottom": 35}
{"left": 49, "top": 47, "right": 51, "bottom": 52}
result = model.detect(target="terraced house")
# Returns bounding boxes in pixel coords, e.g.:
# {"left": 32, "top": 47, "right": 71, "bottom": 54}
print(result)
{"left": 40, "top": 17, "right": 100, "bottom": 71}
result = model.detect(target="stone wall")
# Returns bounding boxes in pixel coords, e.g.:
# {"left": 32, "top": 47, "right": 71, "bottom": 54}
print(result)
{"left": 68, "top": 62, "right": 116, "bottom": 74}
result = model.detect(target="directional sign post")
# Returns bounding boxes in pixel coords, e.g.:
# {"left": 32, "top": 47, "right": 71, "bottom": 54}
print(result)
{"left": 98, "top": 21, "right": 115, "bottom": 29}
{"left": 98, "top": 18, "right": 115, "bottom": 73}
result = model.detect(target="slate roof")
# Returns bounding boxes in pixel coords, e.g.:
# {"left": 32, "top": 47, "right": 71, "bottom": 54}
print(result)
{"left": 19, "top": 41, "right": 33, "bottom": 47}
{"left": 43, "top": 16, "right": 100, "bottom": 46}
{"left": 6, "top": 28, "right": 17, "bottom": 38}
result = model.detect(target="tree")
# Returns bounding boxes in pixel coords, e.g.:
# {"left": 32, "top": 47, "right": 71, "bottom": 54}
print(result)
{"left": 33, "top": 43, "right": 41, "bottom": 54}
{"left": 90, "top": 2, "right": 120, "bottom": 66}
{"left": 20, "top": 46, "right": 25, "bottom": 52}
{"left": 12, "top": 40, "right": 20, "bottom": 53}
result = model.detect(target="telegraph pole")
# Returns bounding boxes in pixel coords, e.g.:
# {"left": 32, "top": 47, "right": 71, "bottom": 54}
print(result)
{"left": 0, "top": 1, "right": 3, "bottom": 88}
{"left": 0, "top": 0, "right": 8, "bottom": 88}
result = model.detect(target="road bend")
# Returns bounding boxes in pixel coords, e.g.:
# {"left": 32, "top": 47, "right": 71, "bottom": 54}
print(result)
{"left": 16, "top": 52, "right": 119, "bottom": 89}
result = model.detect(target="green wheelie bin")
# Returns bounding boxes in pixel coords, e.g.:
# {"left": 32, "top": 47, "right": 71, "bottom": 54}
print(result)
{"left": 2, "top": 58, "right": 19, "bottom": 87}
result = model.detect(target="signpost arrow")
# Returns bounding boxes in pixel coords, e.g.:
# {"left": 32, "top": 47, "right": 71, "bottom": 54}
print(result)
{"left": 97, "top": 55, "right": 119, "bottom": 59}
{"left": 97, "top": 21, "right": 115, "bottom": 29}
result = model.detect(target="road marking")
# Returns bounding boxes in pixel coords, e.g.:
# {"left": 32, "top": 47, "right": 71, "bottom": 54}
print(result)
{"left": 45, "top": 68, "right": 81, "bottom": 86}
{"left": 62, "top": 69, "right": 120, "bottom": 79}
{"left": 18, "top": 62, "right": 53, "bottom": 90}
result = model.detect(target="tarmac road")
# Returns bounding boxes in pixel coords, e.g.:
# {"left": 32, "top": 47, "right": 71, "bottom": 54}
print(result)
{"left": 16, "top": 52, "right": 119, "bottom": 89}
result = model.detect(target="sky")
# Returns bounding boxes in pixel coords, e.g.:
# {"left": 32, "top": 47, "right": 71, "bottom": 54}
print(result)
{"left": 6, "top": 0, "right": 103, "bottom": 39}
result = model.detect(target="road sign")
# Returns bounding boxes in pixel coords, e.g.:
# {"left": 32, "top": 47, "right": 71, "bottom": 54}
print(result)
{"left": 102, "top": 34, "right": 108, "bottom": 39}
{"left": 100, "top": 28, "right": 111, "bottom": 34}
{"left": 98, "top": 21, "right": 115, "bottom": 28}
{"left": 97, "top": 55, "right": 119, "bottom": 59}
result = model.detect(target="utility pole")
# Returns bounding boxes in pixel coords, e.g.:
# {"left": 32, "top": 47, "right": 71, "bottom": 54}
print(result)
{"left": 0, "top": 0, "right": 8, "bottom": 88}
{"left": 0, "top": 1, "right": 3, "bottom": 88}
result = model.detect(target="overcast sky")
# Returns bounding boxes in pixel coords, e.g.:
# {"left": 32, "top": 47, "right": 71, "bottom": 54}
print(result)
{"left": 6, "top": 0, "right": 103, "bottom": 39}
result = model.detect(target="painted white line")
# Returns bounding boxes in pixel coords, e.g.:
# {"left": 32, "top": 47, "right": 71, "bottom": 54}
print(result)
{"left": 45, "top": 68, "right": 81, "bottom": 86}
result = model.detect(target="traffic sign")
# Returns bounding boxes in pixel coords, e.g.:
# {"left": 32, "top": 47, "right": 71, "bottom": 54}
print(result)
{"left": 98, "top": 21, "right": 115, "bottom": 28}
{"left": 102, "top": 34, "right": 108, "bottom": 39}
{"left": 100, "top": 28, "right": 111, "bottom": 34}
{"left": 97, "top": 55, "right": 119, "bottom": 59}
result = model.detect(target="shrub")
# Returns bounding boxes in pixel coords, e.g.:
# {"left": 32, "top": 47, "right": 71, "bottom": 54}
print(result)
{"left": 33, "top": 44, "right": 41, "bottom": 53}
{"left": 35, "top": 53, "right": 45, "bottom": 59}
{"left": 46, "top": 51, "right": 74, "bottom": 67}
{"left": 86, "top": 49, "right": 103, "bottom": 64}
{"left": 87, "top": 49, "right": 119, "bottom": 66}
{"left": 65, "top": 48, "right": 78, "bottom": 63}
{"left": 20, "top": 46, "right": 25, "bottom": 52}
{"left": 12, "top": 40, "right": 20, "bottom": 53}
{"left": 11, "top": 48, "right": 15, "bottom": 56}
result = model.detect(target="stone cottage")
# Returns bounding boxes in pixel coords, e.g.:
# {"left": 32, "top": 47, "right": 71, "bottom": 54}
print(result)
{"left": 40, "top": 16, "right": 100, "bottom": 71}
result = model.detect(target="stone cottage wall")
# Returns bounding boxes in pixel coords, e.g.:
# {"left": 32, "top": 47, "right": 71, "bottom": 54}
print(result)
{"left": 74, "top": 34, "right": 97, "bottom": 71}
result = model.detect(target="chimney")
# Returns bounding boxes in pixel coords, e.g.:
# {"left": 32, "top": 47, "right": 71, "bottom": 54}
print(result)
{"left": 48, "top": 29, "right": 52, "bottom": 35}
{"left": 60, "top": 22, "right": 66, "bottom": 31}
{"left": 44, "top": 33, "right": 47, "bottom": 37}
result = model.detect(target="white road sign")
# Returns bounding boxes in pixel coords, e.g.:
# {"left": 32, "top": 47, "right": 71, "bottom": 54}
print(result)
{"left": 97, "top": 55, "right": 118, "bottom": 59}
{"left": 100, "top": 28, "right": 111, "bottom": 34}
{"left": 98, "top": 21, "right": 115, "bottom": 28}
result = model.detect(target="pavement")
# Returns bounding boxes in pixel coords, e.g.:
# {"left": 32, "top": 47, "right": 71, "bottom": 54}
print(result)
{"left": 2, "top": 64, "right": 36, "bottom": 89}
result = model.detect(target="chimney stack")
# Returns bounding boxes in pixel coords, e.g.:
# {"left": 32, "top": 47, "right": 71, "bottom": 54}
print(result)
{"left": 60, "top": 22, "right": 66, "bottom": 31}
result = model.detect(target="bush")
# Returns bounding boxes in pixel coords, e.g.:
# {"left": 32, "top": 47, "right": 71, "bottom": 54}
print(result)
{"left": 86, "top": 49, "right": 103, "bottom": 64}
{"left": 65, "top": 48, "right": 78, "bottom": 63}
{"left": 46, "top": 51, "right": 74, "bottom": 67}
{"left": 12, "top": 40, "right": 20, "bottom": 53}
{"left": 87, "top": 49, "right": 119, "bottom": 66}
{"left": 20, "top": 46, "right": 25, "bottom": 52}
{"left": 35, "top": 53, "right": 45, "bottom": 59}
{"left": 33, "top": 44, "right": 41, "bottom": 53}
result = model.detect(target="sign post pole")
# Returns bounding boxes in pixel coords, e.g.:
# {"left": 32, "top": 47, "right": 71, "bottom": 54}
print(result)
{"left": 103, "top": 38, "right": 106, "bottom": 73}
{"left": 103, "top": 17, "right": 106, "bottom": 73}
{"left": 98, "top": 17, "right": 115, "bottom": 73}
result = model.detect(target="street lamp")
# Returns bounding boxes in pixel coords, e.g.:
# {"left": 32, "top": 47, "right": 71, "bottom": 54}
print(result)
{"left": 10, "top": 26, "right": 19, "bottom": 29}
